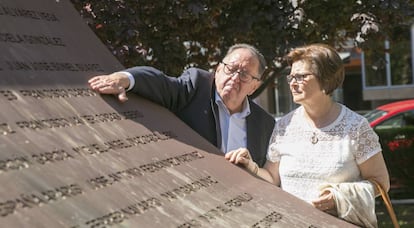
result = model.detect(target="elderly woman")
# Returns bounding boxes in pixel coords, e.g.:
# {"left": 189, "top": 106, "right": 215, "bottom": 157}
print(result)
{"left": 226, "top": 43, "right": 389, "bottom": 227}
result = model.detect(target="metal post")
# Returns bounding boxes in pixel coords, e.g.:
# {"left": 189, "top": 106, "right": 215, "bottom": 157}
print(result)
{"left": 411, "top": 24, "right": 414, "bottom": 82}
{"left": 274, "top": 79, "right": 280, "bottom": 116}
{"left": 361, "top": 51, "right": 366, "bottom": 89}
{"left": 385, "top": 40, "right": 391, "bottom": 86}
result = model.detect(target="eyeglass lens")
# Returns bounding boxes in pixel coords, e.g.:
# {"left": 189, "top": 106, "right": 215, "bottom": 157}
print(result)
{"left": 286, "top": 73, "right": 311, "bottom": 84}
{"left": 223, "top": 62, "right": 258, "bottom": 82}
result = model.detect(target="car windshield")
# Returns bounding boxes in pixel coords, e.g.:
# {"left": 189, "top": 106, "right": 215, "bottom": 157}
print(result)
{"left": 364, "top": 109, "right": 388, "bottom": 122}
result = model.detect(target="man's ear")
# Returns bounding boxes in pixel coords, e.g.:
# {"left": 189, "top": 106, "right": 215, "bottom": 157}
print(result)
{"left": 216, "top": 62, "right": 223, "bottom": 72}
{"left": 248, "top": 81, "right": 260, "bottom": 95}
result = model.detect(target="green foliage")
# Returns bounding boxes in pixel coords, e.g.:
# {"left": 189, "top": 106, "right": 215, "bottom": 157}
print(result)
{"left": 70, "top": 0, "right": 414, "bottom": 87}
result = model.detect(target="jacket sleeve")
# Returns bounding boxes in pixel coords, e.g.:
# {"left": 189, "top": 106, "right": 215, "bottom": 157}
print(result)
{"left": 320, "top": 181, "right": 377, "bottom": 228}
{"left": 247, "top": 102, "right": 275, "bottom": 167}
{"left": 126, "top": 66, "right": 202, "bottom": 112}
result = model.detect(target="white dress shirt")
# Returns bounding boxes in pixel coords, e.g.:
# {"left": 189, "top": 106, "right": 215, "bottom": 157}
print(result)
{"left": 121, "top": 71, "right": 135, "bottom": 91}
{"left": 215, "top": 92, "right": 250, "bottom": 153}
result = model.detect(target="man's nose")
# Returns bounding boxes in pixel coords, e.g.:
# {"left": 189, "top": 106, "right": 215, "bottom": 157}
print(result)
{"left": 230, "top": 71, "right": 241, "bottom": 81}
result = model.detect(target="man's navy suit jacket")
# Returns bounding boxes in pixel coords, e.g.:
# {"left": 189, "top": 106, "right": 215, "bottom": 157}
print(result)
{"left": 127, "top": 66, "right": 275, "bottom": 167}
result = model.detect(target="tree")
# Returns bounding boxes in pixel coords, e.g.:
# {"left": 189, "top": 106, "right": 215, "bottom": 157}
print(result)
{"left": 71, "top": 0, "right": 414, "bottom": 97}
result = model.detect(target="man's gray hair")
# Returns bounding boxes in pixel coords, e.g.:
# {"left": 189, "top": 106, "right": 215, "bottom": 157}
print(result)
{"left": 225, "top": 43, "right": 267, "bottom": 78}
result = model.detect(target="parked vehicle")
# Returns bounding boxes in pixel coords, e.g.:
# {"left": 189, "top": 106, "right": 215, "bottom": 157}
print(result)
{"left": 365, "top": 99, "right": 414, "bottom": 129}
{"left": 364, "top": 99, "right": 414, "bottom": 199}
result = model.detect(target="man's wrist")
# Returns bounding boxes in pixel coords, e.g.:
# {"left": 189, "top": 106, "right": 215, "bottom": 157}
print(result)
{"left": 119, "top": 71, "right": 135, "bottom": 91}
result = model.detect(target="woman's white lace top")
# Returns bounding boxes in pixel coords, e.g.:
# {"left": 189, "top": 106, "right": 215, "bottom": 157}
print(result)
{"left": 267, "top": 104, "right": 381, "bottom": 203}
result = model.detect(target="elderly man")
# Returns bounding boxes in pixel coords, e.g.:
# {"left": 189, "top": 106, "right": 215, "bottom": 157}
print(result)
{"left": 88, "top": 43, "right": 275, "bottom": 167}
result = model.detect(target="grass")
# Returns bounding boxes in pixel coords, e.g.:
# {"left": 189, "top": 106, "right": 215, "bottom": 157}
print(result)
{"left": 376, "top": 201, "right": 414, "bottom": 227}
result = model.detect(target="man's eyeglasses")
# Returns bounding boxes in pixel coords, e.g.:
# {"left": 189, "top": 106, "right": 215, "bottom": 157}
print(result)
{"left": 221, "top": 62, "right": 261, "bottom": 83}
{"left": 286, "top": 73, "right": 313, "bottom": 84}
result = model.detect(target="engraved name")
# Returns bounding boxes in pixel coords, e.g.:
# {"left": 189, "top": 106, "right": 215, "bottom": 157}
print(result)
{"left": 0, "top": 90, "right": 17, "bottom": 100}
{"left": 5, "top": 61, "right": 104, "bottom": 72}
{"left": 160, "top": 176, "right": 218, "bottom": 201}
{"left": 75, "top": 176, "right": 217, "bottom": 228}
{"left": 0, "top": 88, "right": 96, "bottom": 101}
{"left": 0, "top": 183, "right": 83, "bottom": 217}
{"left": 251, "top": 211, "right": 283, "bottom": 228}
{"left": 177, "top": 193, "right": 254, "bottom": 227}
{"left": 20, "top": 88, "right": 96, "bottom": 99}
{"left": 81, "top": 197, "right": 162, "bottom": 228}
{"left": 0, "top": 131, "right": 174, "bottom": 174}
{"left": 0, "top": 149, "right": 74, "bottom": 174}
{"left": 0, "top": 5, "right": 58, "bottom": 21}
{"left": 0, "top": 122, "right": 16, "bottom": 135}
{"left": 32, "top": 149, "right": 74, "bottom": 165}
{"left": 15, "top": 110, "right": 142, "bottom": 130}
{"left": 86, "top": 151, "right": 204, "bottom": 190}
{"left": 0, "top": 33, "right": 65, "bottom": 46}
{"left": 72, "top": 131, "right": 174, "bottom": 157}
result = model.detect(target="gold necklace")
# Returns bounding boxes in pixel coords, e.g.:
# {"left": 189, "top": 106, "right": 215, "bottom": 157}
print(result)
{"left": 308, "top": 102, "right": 336, "bottom": 144}
{"left": 311, "top": 132, "right": 318, "bottom": 144}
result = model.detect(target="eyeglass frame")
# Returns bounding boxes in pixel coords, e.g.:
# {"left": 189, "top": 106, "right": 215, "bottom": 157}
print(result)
{"left": 220, "top": 62, "right": 261, "bottom": 83}
{"left": 286, "top": 73, "right": 313, "bottom": 84}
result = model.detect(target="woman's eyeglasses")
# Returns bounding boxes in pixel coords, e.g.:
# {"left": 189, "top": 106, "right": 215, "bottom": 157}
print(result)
{"left": 286, "top": 73, "right": 313, "bottom": 84}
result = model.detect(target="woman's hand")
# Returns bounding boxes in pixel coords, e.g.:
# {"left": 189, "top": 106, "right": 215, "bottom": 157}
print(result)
{"left": 312, "top": 189, "right": 337, "bottom": 215}
{"left": 225, "top": 148, "right": 258, "bottom": 175}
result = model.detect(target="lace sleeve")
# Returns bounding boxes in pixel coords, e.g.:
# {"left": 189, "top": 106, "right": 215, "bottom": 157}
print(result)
{"left": 355, "top": 118, "right": 382, "bottom": 164}
{"left": 266, "top": 127, "right": 281, "bottom": 162}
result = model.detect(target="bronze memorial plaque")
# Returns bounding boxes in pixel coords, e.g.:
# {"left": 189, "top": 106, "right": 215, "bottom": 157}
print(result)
{"left": 0, "top": 0, "right": 355, "bottom": 227}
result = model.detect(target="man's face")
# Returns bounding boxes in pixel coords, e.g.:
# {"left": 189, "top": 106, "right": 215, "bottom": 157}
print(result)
{"left": 215, "top": 48, "right": 261, "bottom": 113}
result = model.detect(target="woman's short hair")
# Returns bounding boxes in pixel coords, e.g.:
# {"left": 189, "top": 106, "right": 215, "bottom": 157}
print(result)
{"left": 285, "top": 43, "right": 345, "bottom": 95}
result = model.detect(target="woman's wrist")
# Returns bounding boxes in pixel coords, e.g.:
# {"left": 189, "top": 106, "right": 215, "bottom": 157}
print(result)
{"left": 252, "top": 162, "right": 259, "bottom": 175}
{"left": 247, "top": 160, "right": 259, "bottom": 175}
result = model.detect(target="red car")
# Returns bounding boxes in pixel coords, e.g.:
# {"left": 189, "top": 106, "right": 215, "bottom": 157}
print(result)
{"left": 364, "top": 99, "right": 414, "bottom": 199}
{"left": 365, "top": 99, "right": 414, "bottom": 128}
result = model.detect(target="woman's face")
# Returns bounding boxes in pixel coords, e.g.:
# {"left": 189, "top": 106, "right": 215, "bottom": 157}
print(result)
{"left": 288, "top": 60, "right": 323, "bottom": 105}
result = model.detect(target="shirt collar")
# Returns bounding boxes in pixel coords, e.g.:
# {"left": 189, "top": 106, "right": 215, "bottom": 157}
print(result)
{"left": 215, "top": 91, "right": 251, "bottom": 117}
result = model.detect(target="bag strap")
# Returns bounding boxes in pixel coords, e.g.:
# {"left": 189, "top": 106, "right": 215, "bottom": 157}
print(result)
{"left": 370, "top": 179, "right": 400, "bottom": 228}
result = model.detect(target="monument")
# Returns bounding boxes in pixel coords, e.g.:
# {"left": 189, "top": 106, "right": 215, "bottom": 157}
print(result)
{"left": 0, "top": 0, "right": 356, "bottom": 227}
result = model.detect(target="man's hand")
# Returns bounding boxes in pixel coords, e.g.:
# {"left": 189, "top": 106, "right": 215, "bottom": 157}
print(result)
{"left": 88, "top": 72, "right": 130, "bottom": 102}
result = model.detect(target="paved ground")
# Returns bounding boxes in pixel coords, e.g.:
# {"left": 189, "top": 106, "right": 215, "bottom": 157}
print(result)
{"left": 376, "top": 200, "right": 414, "bottom": 227}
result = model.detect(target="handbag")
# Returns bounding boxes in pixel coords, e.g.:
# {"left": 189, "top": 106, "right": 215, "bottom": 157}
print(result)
{"left": 370, "top": 179, "right": 400, "bottom": 228}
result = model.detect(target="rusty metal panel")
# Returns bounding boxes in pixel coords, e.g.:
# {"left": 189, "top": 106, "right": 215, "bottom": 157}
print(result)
{"left": 0, "top": 0, "right": 355, "bottom": 227}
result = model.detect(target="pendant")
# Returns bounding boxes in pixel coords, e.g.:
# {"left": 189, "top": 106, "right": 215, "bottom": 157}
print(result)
{"left": 311, "top": 132, "right": 318, "bottom": 144}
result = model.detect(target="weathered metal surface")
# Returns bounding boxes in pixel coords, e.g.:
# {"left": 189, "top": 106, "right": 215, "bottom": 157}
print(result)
{"left": 0, "top": 0, "right": 356, "bottom": 227}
